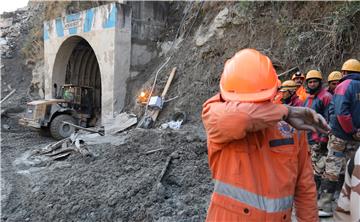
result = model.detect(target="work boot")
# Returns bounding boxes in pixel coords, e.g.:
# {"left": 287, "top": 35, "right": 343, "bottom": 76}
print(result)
{"left": 318, "top": 179, "right": 337, "bottom": 217}
{"left": 318, "top": 192, "right": 333, "bottom": 216}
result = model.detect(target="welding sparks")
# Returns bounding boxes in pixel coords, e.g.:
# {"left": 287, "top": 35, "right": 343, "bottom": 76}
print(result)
{"left": 138, "top": 91, "right": 150, "bottom": 104}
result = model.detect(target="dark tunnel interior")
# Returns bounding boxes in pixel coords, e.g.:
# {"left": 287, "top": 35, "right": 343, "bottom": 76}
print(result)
{"left": 65, "top": 39, "right": 102, "bottom": 120}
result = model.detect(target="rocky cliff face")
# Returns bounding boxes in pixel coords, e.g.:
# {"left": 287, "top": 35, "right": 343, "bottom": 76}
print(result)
{"left": 1, "top": 8, "right": 30, "bottom": 59}
{"left": 1, "top": 6, "right": 33, "bottom": 108}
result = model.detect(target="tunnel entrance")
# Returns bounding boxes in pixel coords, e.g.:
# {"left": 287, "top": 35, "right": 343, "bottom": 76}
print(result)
{"left": 45, "top": 3, "right": 132, "bottom": 123}
{"left": 64, "top": 39, "right": 101, "bottom": 123}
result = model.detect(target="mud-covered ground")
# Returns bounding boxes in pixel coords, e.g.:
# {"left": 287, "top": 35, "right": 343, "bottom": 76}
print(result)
{"left": 1, "top": 113, "right": 212, "bottom": 222}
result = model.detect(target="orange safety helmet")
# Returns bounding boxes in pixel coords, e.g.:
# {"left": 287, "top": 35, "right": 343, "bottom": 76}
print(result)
{"left": 220, "top": 49, "right": 279, "bottom": 102}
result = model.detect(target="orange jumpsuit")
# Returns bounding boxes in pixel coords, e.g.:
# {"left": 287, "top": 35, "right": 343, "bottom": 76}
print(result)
{"left": 296, "top": 85, "right": 308, "bottom": 102}
{"left": 202, "top": 94, "right": 318, "bottom": 222}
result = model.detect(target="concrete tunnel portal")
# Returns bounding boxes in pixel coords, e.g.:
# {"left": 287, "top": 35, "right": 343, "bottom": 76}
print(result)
{"left": 44, "top": 2, "right": 169, "bottom": 124}
{"left": 44, "top": 3, "right": 132, "bottom": 124}
{"left": 52, "top": 36, "right": 102, "bottom": 121}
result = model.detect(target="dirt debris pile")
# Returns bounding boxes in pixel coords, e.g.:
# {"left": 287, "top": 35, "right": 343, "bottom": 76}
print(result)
{"left": 2, "top": 126, "right": 211, "bottom": 221}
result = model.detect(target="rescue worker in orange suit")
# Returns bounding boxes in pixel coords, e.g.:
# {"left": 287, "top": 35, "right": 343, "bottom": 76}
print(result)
{"left": 202, "top": 49, "right": 330, "bottom": 222}
{"left": 327, "top": 71, "right": 343, "bottom": 95}
{"left": 292, "top": 70, "right": 308, "bottom": 102}
{"left": 303, "top": 70, "right": 333, "bottom": 192}
{"left": 279, "top": 80, "right": 303, "bottom": 106}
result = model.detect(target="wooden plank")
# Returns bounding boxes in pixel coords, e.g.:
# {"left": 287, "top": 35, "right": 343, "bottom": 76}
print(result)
{"left": 37, "top": 138, "right": 70, "bottom": 155}
{"left": 151, "top": 67, "right": 177, "bottom": 123}
{"left": 161, "top": 67, "right": 176, "bottom": 98}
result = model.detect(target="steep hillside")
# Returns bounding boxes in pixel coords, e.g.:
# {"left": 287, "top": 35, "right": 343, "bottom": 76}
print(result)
{"left": 125, "top": 1, "right": 360, "bottom": 125}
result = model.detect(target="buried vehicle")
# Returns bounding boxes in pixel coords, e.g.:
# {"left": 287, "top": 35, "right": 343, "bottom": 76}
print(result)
{"left": 19, "top": 84, "right": 97, "bottom": 140}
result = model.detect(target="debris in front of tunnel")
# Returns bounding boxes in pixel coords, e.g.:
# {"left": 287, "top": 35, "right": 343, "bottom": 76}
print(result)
{"left": 104, "top": 112, "right": 137, "bottom": 135}
{"left": 63, "top": 121, "right": 105, "bottom": 136}
{"left": 160, "top": 120, "right": 183, "bottom": 130}
{"left": 34, "top": 133, "right": 93, "bottom": 161}
{"left": 36, "top": 137, "right": 70, "bottom": 155}
{"left": 160, "top": 111, "right": 187, "bottom": 130}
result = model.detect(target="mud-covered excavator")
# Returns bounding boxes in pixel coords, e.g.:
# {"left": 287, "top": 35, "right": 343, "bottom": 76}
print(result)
{"left": 19, "top": 84, "right": 96, "bottom": 140}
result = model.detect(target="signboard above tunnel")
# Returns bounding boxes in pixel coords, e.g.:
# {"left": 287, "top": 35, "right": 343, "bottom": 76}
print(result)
{"left": 43, "top": 3, "right": 132, "bottom": 124}
{"left": 44, "top": 3, "right": 128, "bottom": 40}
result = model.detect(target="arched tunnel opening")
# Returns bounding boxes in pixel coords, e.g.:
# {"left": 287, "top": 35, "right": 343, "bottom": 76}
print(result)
{"left": 63, "top": 39, "right": 102, "bottom": 125}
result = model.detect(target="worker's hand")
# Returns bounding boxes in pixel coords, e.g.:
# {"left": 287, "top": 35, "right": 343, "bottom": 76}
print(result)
{"left": 284, "top": 106, "right": 330, "bottom": 134}
{"left": 352, "top": 129, "right": 360, "bottom": 141}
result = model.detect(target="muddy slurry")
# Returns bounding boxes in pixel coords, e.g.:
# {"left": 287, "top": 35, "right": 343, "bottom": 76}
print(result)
{"left": 1, "top": 120, "right": 212, "bottom": 221}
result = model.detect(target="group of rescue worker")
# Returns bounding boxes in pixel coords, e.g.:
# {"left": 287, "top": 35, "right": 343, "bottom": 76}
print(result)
{"left": 275, "top": 58, "right": 360, "bottom": 219}
{"left": 202, "top": 48, "right": 359, "bottom": 221}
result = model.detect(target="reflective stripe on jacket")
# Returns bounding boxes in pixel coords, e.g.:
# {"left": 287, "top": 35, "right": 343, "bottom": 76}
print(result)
{"left": 202, "top": 94, "right": 318, "bottom": 222}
